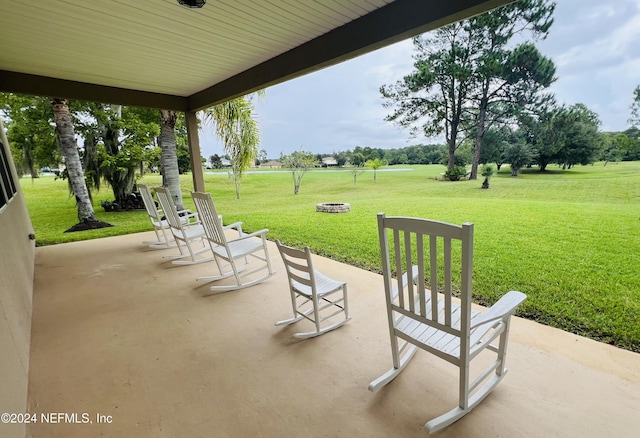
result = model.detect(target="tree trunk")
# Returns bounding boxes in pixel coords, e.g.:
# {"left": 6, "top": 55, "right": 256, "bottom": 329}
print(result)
{"left": 470, "top": 97, "right": 489, "bottom": 180}
{"left": 102, "top": 105, "right": 135, "bottom": 204}
{"left": 447, "top": 106, "right": 461, "bottom": 170}
{"left": 292, "top": 172, "right": 299, "bottom": 195}
{"left": 447, "top": 124, "right": 458, "bottom": 170}
{"left": 23, "top": 143, "right": 39, "bottom": 178}
{"left": 159, "top": 110, "right": 184, "bottom": 210}
{"left": 233, "top": 171, "right": 240, "bottom": 199}
{"left": 50, "top": 98, "right": 96, "bottom": 223}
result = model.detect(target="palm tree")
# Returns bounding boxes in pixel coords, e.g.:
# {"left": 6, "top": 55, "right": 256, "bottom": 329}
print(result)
{"left": 480, "top": 164, "right": 495, "bottom": 189}
{"left": 50, "top": 98, "right": 110, "bottom": 228}
{"left": 159, "top": 109, "right": 184, "bottom": 210}
{"left": 203, "top": 96, "right": 261, "bottom": 199}
{"left": 365, "top": 157, "right": 388, "bottom": 184}
{"left": 50, "top": 97, "right": 92, "bottom": 221}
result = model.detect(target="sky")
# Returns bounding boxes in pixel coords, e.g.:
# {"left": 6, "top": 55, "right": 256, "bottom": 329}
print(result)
{"left": 200, "top": 0, "right": 640, "bottom": 160}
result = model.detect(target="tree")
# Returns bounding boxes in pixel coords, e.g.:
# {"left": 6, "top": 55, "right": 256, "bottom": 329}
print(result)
{"left": 203, "top": 96, "right": 261, "bottom": 199}
{"left": 478, "top": 125, "right": 510, "bottom": 170}
{"left": 209, "top": 154, "right": 223, "bottom": 169}
{"left": 381, "top": 23, "right": 475, "bottom": 171}
{"left": 258, "top": 149, "right": 268, "bottom": 164}
{"left": 521, "top": 103, "right": 569, "bottom": 171}
{"left": 504, "top": 140, "right": 534, "bottom": 176}
{"left": 158, "top": 110, "right": 185, "bottom": 209}
{"left": 350, "top": 152, "right": 366, "bottom": 166}
{"left": 381, "top": 1, "right": 555, "bottom": 177}
{"left": 0, "top": 93, "right": 59, "bottom": 178}
{"left": 76, "top": 103, "right": 159, "bottom": 207}
{"left": 281, "top": 149, "right": 317, "bottom": 194}
{"left": 599, "top": 132, "right": 625, "bottom": 165}
{"left": 480, "top": 164, "right": 495, "bottom": 188}
{"left": 620, "top": 128, "right": 640, "bottom": 161}
{"left": 350, "top": 163, "right": 365, "bottom": 188}
{"left": 466, "top": 0, "right": 556, "bottom": 179}
{"left": 50, "top": 98, "right": 111, "bottom": 229}
{"left": 1, "top": 94, "right": 161, "bottom": 206}
{"left": 556, "top": 103, "right": 602, "bottom": 168}
{"left": 629, "top": 85, "right": 640, "bottom": 128}
{"left": 365, "top": 157, "right": 388, "bottom": 184}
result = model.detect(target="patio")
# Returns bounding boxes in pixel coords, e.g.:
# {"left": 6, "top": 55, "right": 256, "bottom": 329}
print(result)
{"left": 26, "top": 231, "right": 640, "bottom": 437}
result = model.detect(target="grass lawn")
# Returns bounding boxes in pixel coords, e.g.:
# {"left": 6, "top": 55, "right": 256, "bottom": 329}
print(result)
{"left": 20, "top": 162, "right": 640, "bottom": 352}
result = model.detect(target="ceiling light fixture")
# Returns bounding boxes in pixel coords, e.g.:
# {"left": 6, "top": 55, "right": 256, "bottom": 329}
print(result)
{"left": 177, "top": 0, "right": 206, "bottom": 8}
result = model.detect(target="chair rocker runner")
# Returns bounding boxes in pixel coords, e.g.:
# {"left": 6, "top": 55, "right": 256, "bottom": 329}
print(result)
{"left": 369, "top": 213, "right": 526, "bottom": 433}
{"left": 275, "top": 240, "right": 350, "bottom": 338}
{"left": 154, "top": 187, "right": 213, "bottom": 265}
{"left": 191, "top": 191, "right": 274, "bottom": 293}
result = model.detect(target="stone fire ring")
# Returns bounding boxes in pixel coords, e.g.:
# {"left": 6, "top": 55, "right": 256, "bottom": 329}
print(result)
{"left": 316, "top": 202, "right": 350, "bottom": 213}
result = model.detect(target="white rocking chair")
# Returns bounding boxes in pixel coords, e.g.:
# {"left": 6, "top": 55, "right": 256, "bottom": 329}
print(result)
{"left": 138, "top": 183, "right": 181, "bottom": 249}
{"left": 154, "top": 186, "right": 213, "bottom": 265}
{"left": 191, "top": 191, "right": 274, "bottom": 293}
{"left": 275, "top": 240, "right": 350, "bottom": 338}
{"left": 369, "top": 213, "right": 526, "bottom": 433}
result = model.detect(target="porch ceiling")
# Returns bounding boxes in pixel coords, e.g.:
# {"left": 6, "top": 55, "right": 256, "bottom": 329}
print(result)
{"left": 0, "top": 0, "right": 511, "bottom": 111}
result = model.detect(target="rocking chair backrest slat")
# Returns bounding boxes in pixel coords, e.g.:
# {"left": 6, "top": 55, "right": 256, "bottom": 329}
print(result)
{"left": 444, "top": 236, "right": 453, "bottom": 326}
{"left": 378, "top": 213, "right": 474, "bottom": 335}
{"left": 277, "top": 243, "right": 316, "bottom": 294}
{"left": 430, "top": 234, "right": 439, "bottom": 322}
{"left": 138, "top": 184, "right": 160, "bottom": 219}
{"left": 191, "top": 192, "right": 226, "bottom": 245}
{"left": 155, "top": 187, "right": 182, "bottom": 231}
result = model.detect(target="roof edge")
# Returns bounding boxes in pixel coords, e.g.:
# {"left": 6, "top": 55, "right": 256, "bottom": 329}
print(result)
{"left": 187, "top": 0, "right": 512, "bottom": 110}
{"left": 0, "top": 70, "right": 188, "bottom": 111}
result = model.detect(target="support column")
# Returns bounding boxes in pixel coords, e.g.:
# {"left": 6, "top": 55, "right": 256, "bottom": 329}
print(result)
{"left": 185, "top": 110, "right": 205, "bottom": 192}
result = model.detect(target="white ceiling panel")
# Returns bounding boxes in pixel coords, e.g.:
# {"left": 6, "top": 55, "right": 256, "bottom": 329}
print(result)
{"left": 0, "top": 0, "right": 511, "bottom": 110}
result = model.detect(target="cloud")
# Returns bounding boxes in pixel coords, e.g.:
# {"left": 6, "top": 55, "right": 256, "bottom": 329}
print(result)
{"left": 534, "top": 0, "right": 640, "bottom": 131}
{"left": 200, "top": 0, "right": 640, "bottom": 158}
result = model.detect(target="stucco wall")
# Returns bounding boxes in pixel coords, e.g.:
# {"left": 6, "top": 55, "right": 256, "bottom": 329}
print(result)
{"left": 0, "top": 119, "right": 35, "bottom": 438}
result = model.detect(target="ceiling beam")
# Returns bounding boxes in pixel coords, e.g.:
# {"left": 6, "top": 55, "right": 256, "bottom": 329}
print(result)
{"left": 187, "top": 0, "right": 512, "bottom": 110}
{"left": 0, "top": 70, "right": 189, "bottom": 111}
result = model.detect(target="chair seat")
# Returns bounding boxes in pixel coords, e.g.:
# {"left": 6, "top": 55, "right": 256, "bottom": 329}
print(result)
{"left": 178, "top": 223, "right": 205, "bottom": 240}
{"left": 396, "top": 301, "right": 497, "bottom": 359}
{"left": 212, "top": 236, "right": 263, "bottom": 259}
{"left": 292, "top": 270, "right": 345, "bottom": 297}
{"left": 151, "top": 218, "right": 169, "bottom": 228}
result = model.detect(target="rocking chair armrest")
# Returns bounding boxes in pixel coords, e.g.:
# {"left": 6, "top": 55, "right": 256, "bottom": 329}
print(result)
{"left": 223, "top": 221, "right": 243, "bottom": 231}
{"left": 222, "top": 221, "right": 244, "bottom": 237}
{"left": 176, "top": 210, "right": 199, "bottom": 223}
{"left": 229, "top": 228, "right": 269, "bottom": 242}
{"left": 470, "top": 290, "right": 526, "bottom": 329}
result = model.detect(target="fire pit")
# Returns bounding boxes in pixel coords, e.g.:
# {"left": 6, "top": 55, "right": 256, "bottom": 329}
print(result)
{"left": 316, "top": 202, "right": 350, "bottom": 213}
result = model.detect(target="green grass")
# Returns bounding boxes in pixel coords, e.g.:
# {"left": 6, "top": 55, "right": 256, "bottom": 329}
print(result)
{"left": 20, "top": 162, "right": 640, "bottom": 352}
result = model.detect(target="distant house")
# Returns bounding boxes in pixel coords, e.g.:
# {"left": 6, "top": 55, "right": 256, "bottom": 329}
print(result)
{"left": 322, "top": 156, "right": 338, "bottom": 167}
{"left": 260, "top": 160, "right": 283, "bottom": 168}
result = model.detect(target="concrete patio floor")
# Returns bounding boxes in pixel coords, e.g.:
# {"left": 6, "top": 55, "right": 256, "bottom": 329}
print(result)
{"left": 25, "top": 231, "right": 640, "bottom": 438}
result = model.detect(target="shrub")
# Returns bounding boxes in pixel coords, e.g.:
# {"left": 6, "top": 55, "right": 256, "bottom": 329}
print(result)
{"left": 444, "top": 166, "right": 468, "bottom": 181}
